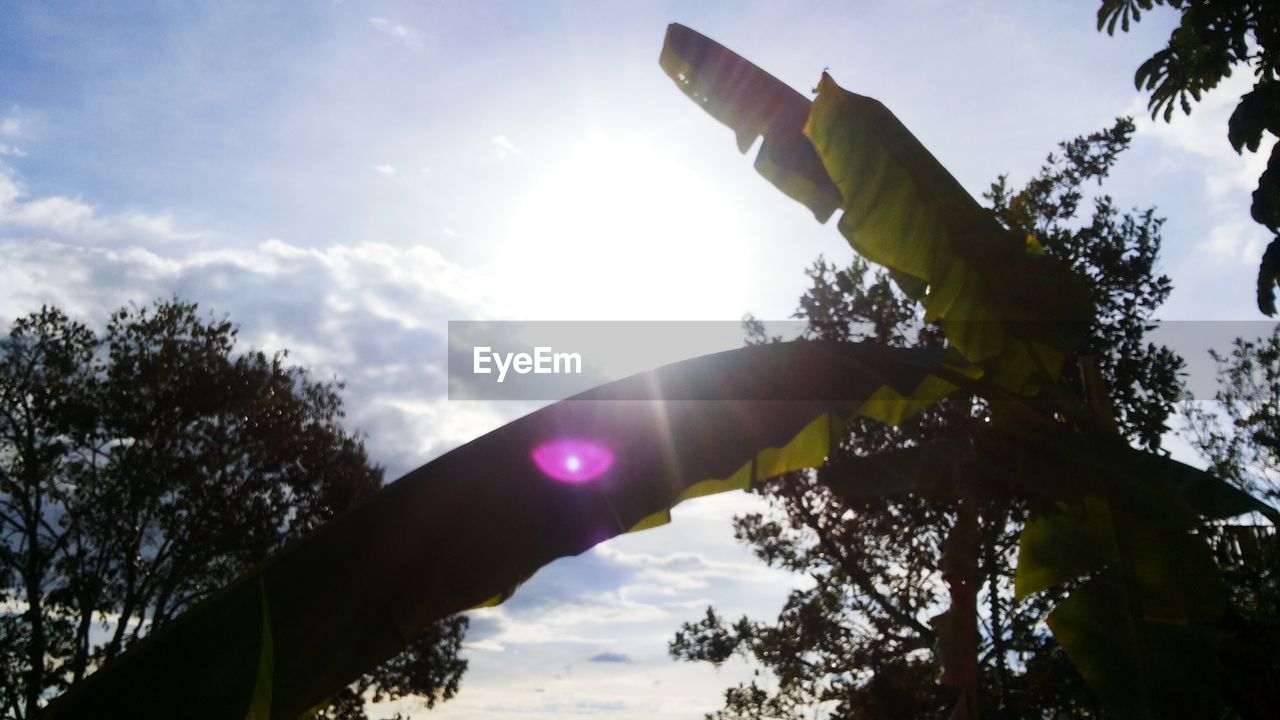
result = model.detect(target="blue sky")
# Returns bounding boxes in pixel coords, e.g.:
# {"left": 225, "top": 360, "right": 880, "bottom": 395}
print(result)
{"left": 1, "top": 1, "right": 1273, "bottom": 717}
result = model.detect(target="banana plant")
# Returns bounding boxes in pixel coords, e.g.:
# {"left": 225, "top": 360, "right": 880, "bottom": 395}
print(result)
{"left": 44, "top": 341, "right": 959, "bottom": 719}
{"left": 42, "top": 24, "right": 1277, "bottom": 720}
{"left": 659, "top": 23, "right": 1277, "bottom": 718}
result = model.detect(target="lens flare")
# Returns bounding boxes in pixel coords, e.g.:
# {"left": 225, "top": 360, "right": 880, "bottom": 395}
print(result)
{"left": 532, "top": 438, "right": 614, "bottom": 483}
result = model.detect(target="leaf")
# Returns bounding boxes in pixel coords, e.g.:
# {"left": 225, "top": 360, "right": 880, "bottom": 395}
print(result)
{"left": 1013, "top": 437, "right": 1235, "bottom": 718}
{"left": 659, "top": 23, "right": 841, "bottom": 222}
{"left": 1144, "top": 453, "right": 1280, "bottom": 523}
{"left": 1044, "top": 570, "right": 1147, "bottom": 717}
{"left": 1048, "top": 562, "right": 1226, "bottom": 719}
{"left": 659, "top": 25, "right": 1092, "bottom": 381}
{"left": 859, "top": 373, "right": 959, "bottom": 426}
{"left": 43, "top": 341, "right": 950, "bottom": 719}
{"left": 804, "top": 72, "right": 1093, "bottom": 363}
{"left": 1015, "top": 498, "right": 1116, "bottom": 599}
{"left": 1255, "top": 236, "right": 1280, "bottom": 316}
{"left": 818, "top": 441, "right": 959, "bottom": 502}
{"left": 1227, "top": 81, "right": 1280, "bottom": 154}
{"left": 625, "top": 411, "right": 833, "bottom": 533}
{"left": 1252, "top": 145, "right": 1280, "bottom": 231}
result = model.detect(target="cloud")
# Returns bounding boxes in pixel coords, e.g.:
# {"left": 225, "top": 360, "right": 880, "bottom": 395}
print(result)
{"left": 592, "top": 542, "right": 790, "bottom": 597}
{"left": 368, "top": 16, "right": 423, "bottom": 50}
{"left": 0, "top": 228, "right": 510, "bottom": 475}
{"left": 1202, "top": 218, "right": 1270, "bottom": 265}
{"left": 0, "top": 115, "right": 20, "bottom": 138}
{"left": 0, "top": 166, "right": 202, "bottom": 245}
{"left": 587, "top": 652, "right": 633, "bottom": 664}
{"left": 0, "top": 143, "right": 25, "bottom": 157}
{"left": 1130, "top": 74, "right": 1276, "bottom": 203}
{"left": 465, "top": 588, "right": 670, "bottom": 653}
{"left": 491, "top": 135, "right": 526, "bottom": 159}
{"left": 1128, "top": 73, "right": 1277, "bottom": 266}
{"left": 374, "top": 163, "right": 396, "bottom": 177}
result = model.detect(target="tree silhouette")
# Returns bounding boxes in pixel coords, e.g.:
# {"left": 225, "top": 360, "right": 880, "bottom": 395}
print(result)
{"left": 669, "top": 119, "right": 1181, "bottom": 718}
{"left": 0, "top": 300, "right": 465, "bottom": 720}
{"left": 1095, "top": 0, "right": 1280, "bottom": 313}
{"left": 1183, "top": 331, "right": 1280, "bottom": 707}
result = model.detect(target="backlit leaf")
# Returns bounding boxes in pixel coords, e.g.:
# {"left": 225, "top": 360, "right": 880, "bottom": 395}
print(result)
{"left": 43, "top": 341, "right": 949, "bottom": 719}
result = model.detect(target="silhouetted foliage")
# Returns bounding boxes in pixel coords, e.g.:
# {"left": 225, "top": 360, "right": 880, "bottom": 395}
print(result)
{"left": 1187, "top": 328, "right": 1280, "bottom": 506}
{"left": 0, "top": 299, "right": 465, "bottom": 720}
{"left": 1096, "top": 0, "right": 1280, "bottom": 313}
{"left": 673, "top": 120, "right": 1180, "bottom": 718}
{"left": 1182, "top": 331, "right": 1280, "bottom": 715}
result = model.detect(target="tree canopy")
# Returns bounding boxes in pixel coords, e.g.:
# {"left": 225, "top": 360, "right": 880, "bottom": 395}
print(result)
{"left": 1095, "top": 0, "right": 1280, "bottom": 314}
{"left": 661, "top": 22, "right": 1278, "bottom": 719}
{"left": 26, "top": 20, "right": 1280, "bottom": 719}
{"left": 670, "top": 118, "right": 1185, "bottom": 718}
{"left": 0, "top": 300, "right": 465, "bottom": 720}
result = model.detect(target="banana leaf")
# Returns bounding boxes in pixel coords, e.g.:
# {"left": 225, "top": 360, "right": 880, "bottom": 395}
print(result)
{"left": 1011, "top": 432, "right": 1280, "bottom": 718}
{"left": 44, "top": 340, "right": 947, "bottom": 719}
{"left": 661, "top": 24, "right": 1092, "bottom": 370}
{"left": 660, "top": 23, "right": 842, "bottom": 222}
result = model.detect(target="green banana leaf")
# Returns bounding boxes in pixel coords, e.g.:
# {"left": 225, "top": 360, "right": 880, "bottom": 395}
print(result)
{"left": 660, "top": 24, "right": 1092, "bottom": 371}
{"left": 660, "top": 23, "right": 842, "bottom": 222}
{"left": 660, "top": 25, "right": 1280, "bottom": 717}
{"left": 1011, "top": 432, "right": 1279, "bottom": 718}
{"left": 44, "top": 340, "right": 949, "bottom": 720}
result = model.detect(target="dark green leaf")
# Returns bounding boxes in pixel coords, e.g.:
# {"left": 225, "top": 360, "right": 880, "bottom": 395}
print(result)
{"left": 1251, "top": 145, "right": 1280, "bottom": 231}
{"left": 43, "top": 341, "right": 947, "bottom": 719}
{"left": 804, "top": 72, "right": 1093, "bottom": 364}
{"left": 659, "top": 24, "right": 841, "bottom": 222}
{"left": 1255, "top": 236, "right": 1280, "bottom": 316}
{"left": 819, "top": 442, "right": 959, "bottom": 502}
{"left": 1047, "top": 568, "right": 1225, "bottom": 719}
{"left": 1145, "top": 454, "right": 1280, "bottom": 523}
{"left": 1227, "top": 81, "right": 1280, "bottom": 154}
{"left": 1016, "top": 498, "right": 1116, "bottom": 599}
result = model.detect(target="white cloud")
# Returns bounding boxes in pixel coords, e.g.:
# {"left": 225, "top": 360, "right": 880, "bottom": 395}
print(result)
{"left": 369, "top": 16, "right": 424, "bottom": 50}
{"left": 0, "top": 115, "right": 20, "bottom": 138}
{"left": 1130, "top": 71, "right": 1277, "bottom": 201}
{"left": 491, "top": 135, "right": 526, "bottom": 159}
{"left": 465, "top": 597, "right": 650, "bottom": 652}
{"left": 593, "top": 542, "right": 791, "bottom": 597}
{"left": 0, "top": 231, "right": 508, "bottom": 474}
{"left": 1130, "top": 72, "right": 1278, "bottom": 270}
{"left": 1202, "top": 218, "right": 1271, "bottom": 264}
{"left": 0, "top": 166, "right": 202, "bottom": 245}
{"left": 0, "top": 143, "right": 25, "bottom": 157}
{"left": 375, "top": 163, "right": 396, "bottom": 176}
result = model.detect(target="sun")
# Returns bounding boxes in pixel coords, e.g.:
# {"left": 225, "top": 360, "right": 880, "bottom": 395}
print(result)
{"left": 496, "top": 134, "right": 752, "bottom": 319}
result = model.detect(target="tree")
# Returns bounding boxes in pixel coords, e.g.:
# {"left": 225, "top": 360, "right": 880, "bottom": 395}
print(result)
{"left": 40, "top": 23, "right": 1275, "bottom": 718}
{"left": 659, "top": 23, "right": 1280, "bottom": 717}
{"left": 1094, "top": 0, "right": 1280, "bottom": 313}
{"left": 1186, "top": 328, "right": 1280, "bottom": 506}
{"left": 670, "top": 119, "right": 1181, "bottom": 718}
{"left": 0, "top": 299, "right": 466, "bottom": 720}
{"left": 1183, "top": 331, "right": 1280, "bottom": 704}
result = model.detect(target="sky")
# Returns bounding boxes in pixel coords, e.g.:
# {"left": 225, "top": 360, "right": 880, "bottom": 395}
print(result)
{"left": 1, "top": 1, "right": 1275, "bottom": 717}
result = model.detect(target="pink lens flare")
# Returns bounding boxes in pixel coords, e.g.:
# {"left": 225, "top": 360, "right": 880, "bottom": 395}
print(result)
{"left": 532, "top": 438, "right": 615, "bottom": 483}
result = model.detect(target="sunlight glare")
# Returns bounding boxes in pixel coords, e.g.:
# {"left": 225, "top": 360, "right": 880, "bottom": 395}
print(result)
{"left": 499, "top": 135, "right": 751, "bottom": 318}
